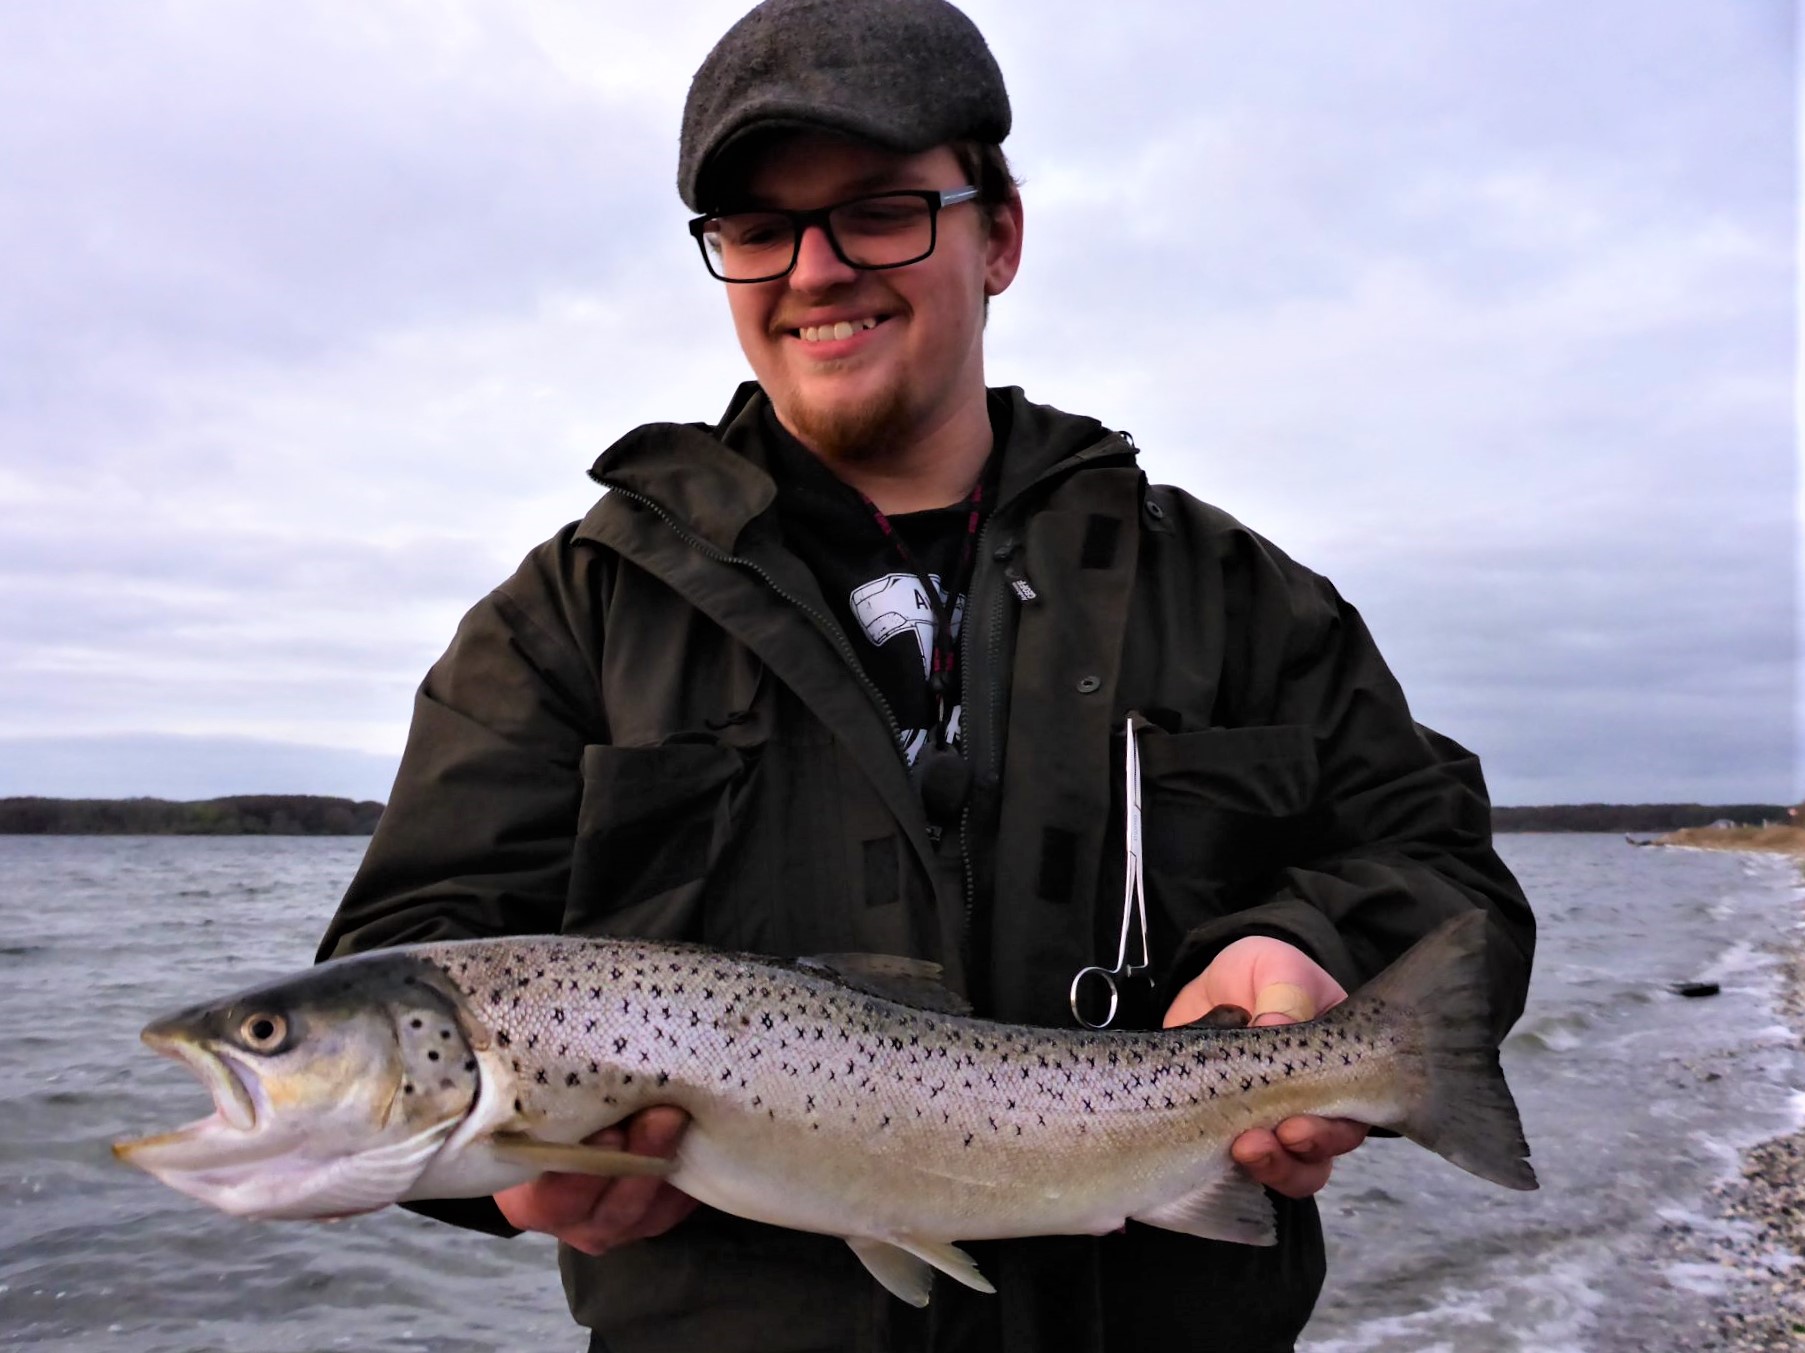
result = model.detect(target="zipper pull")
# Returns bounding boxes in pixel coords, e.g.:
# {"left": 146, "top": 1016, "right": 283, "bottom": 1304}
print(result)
{"left": 1006, "top": 566, "right": 1038, "bottom": 604}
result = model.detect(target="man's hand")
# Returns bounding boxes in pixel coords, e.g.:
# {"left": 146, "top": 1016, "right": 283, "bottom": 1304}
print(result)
{"left": 1163, "top": 937, "right": 1369, "bottom": 1199}
{"left": 493, "top": 1106, "right": 697, "bottom": 1255}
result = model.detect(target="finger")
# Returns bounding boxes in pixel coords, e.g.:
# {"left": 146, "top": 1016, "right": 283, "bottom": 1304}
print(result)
{"left": 495, "top": 1169, "right": 613, "bottom": 1234}
{"left": 615, "top": 1183, "right": 701, "bottom": 1243}
{"left": 1231, "top": 1128, "right": 1334, "bottom": 1199}
{"left": 1250, "top": 981, "right": 1316, "bottom": 1026}
{"left": 585, "top": 1159, "right": 677, "bottom": 1236}
{"left": 626, "top": 1107, "right": 690, "bottom": 1159}
{"left": 1274, "top": 1115, "right": 1369, "bottom": 1163}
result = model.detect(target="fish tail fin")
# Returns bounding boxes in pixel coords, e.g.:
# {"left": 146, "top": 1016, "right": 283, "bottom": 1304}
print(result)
{"left": 1341, "top": 911, "right": 1537, "bottom": 1191}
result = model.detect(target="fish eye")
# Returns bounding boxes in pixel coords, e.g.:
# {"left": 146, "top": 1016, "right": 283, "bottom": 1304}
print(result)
{"left": 239, "top": 1012, "right": 287, "bottom": 1051}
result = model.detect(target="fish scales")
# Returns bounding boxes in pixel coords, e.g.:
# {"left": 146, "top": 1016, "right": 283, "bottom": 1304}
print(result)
{"left": 116, "top": 913, "right": 1535, "bottom": 1306}
{"left": 418, "top": 935, "right": 1409, "bottom": 1240}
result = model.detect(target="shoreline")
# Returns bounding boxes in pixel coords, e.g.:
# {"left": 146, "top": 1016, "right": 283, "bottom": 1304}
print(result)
{"left": 1655, "top": 845, "right": 1805, "bottom": 1349}
{"left": 1653, "top": 825, "right": 1805, "bottom": 857}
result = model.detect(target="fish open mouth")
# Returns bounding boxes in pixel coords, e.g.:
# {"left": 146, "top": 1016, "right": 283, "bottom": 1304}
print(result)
{"left": 113, "top": 1032, "right": 260, "bottom": 1165}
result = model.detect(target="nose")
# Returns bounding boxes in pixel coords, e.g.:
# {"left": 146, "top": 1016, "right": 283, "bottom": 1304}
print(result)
{"left": 787, "top": 222, "right": 858, "bottom": 292}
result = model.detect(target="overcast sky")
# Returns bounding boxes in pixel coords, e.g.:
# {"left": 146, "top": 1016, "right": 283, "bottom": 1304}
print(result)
{"left": 0, "top": 0, "right": 1795, "bottom": 806}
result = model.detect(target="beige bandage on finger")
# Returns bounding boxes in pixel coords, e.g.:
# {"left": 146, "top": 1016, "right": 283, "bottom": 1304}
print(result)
{"left": 1251, "top": 981, "right": 1317, "bottom": 1025}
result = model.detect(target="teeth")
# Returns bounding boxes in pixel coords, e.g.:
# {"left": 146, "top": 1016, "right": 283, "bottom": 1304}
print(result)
{"left": 798, "top": 318, "right": 880, "bottom": 343}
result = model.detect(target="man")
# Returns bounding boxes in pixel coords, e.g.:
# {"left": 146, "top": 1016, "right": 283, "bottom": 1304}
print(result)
{"left": 318, "top": 1, "right": 1535, "bottom": 1349}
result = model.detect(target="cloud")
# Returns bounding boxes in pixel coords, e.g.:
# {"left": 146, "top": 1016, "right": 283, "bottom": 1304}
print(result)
{"left": 0, "top": 0, "right": 1793, "bottom": 803}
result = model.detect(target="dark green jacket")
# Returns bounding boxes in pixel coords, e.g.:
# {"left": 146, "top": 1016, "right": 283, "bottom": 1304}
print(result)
{"left": 319, "top": 384, "right": 1534, "bottom": 1353}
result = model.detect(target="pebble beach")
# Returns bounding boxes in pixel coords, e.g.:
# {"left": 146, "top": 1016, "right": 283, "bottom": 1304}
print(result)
{"left": 1650, "top": 828, "right": 1805, "bottom": 1350}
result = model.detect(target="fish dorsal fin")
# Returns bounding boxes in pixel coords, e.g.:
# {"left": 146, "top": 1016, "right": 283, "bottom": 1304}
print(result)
{"left": 488, "top": 1133, "right": 675, "bottom": 1179}
{"left": 798, "top": 954, "right": 972, "bottom": 1015}
{"left": 844, "top": 1235, "right": 996, "bottom": 1306}
{"left": 1131, "top": 1168, "right": 1276, "bottom": 1245}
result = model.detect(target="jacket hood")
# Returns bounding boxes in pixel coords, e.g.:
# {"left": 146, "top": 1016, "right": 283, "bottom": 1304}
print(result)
{"left": 582, "top": 382, "right": 1130, "bottom": 554}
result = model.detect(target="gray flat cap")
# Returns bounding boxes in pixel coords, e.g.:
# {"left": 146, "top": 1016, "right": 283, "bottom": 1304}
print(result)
{"left": 679, "top": 0, "right": 1011, "bottom": 211}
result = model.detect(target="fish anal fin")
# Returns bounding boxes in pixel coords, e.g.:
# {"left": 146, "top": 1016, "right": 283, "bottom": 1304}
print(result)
{"left": 488, "top": 1133, "right": 674, "bottom": 1179}
{"left": 846, "top": 1237, "right": 934, "bottom": 1307}
{"left": 798, "top": 955, "right": 972, "bottom": 1015}
{"left": 1131, "top": 1168, "right": 1276, "bottom": 1246}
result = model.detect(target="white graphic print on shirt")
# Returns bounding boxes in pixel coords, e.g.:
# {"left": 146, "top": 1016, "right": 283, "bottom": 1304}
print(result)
{"left": 849, "top": 571, "right": 964, "bottom": 765}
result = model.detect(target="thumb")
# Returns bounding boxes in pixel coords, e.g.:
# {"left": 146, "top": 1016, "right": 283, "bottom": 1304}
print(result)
{"left": 1250, "top": 981, "right": 1316, "bottom": 1027}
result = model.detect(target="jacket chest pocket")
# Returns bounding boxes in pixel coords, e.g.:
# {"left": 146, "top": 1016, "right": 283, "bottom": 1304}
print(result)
{"left": 565, "top": 736, "right": 759, "bottom": 938}
{"left": 1134, "top": 723, "right": 1321, "bottom": 921}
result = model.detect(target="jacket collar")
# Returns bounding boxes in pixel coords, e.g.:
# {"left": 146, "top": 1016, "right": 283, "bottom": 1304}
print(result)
{"left": 581, "top": 381, "right": 1133, "bottom": 555}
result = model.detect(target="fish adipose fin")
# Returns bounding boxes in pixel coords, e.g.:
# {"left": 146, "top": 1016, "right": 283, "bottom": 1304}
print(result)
{"left": 1351, "top": 910, "right": 1538, "bottom": 1192}
{"left": 487, "top": 1134, "right": 675, "bottom": 1179}
{"left": 1131, "top": 1167, "right": 1276, "bottom": 1245}
{"left": 846, "top": 1235, "right": 996, "bottom": 1307}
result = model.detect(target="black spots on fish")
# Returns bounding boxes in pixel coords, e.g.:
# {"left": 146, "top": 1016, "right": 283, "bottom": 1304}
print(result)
{"left": 535, "top": 1069, "right": 549, "bottom": 1085}
{"left": 496, "top": 1030, "right": 512, "bottom": 1048}
{"left": 513, "top": 1097, "right": 523, "bottom": 1113}
{"left": 963, "top": 1133, "right": 973, "bottom": 1148}
{"left": 752, "top": 1094, "right": 762, "bottom": 1107}
{"left": 565, "top": 1072, "right": 581, "bottom": 1088}
{"left": 464, "top": 1058, "right": 477, "bottom": 1072}
{"left": 553, "top": 1008, "right": 566, "bottom": 1024}
{"left": 427, "top": 1050, "right": 440, "bottom": 1063}
{"left": 879, "top": 1114, "right": 891, "bottom": 1129}
{"left": 622, "top": 1073, "right": 633, "bottom": 1085}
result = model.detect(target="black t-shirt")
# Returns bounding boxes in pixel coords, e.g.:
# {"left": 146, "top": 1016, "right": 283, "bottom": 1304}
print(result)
{"left": 759, "top": 401, "right": 1006, "bottom": 770}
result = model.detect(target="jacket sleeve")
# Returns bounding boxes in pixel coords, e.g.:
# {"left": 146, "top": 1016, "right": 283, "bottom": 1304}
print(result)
{"left": 1164, "top": 558, "right": 1535, "bottom": 1042}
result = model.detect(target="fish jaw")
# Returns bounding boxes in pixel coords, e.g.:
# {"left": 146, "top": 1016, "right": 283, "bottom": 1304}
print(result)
{"left": 114, "top": 1031, "right": 269, "bottom": 1174}
{"left": 114, "top": 953, "right": 484, "bottom": 1219}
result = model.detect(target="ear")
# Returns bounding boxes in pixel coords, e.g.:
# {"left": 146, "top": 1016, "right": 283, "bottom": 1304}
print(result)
{"left": 983, "top": 191, "right": 1024, "bottom": 297}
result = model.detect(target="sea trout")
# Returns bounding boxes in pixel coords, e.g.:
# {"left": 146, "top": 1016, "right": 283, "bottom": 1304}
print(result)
{"left": 115, "top": 911, "right": 1534, "bottom": 1305}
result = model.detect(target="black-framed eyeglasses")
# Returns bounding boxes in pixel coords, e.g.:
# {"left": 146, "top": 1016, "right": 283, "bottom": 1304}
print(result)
{"left": 688, "top": 185, "right": 981, "bottom": 283}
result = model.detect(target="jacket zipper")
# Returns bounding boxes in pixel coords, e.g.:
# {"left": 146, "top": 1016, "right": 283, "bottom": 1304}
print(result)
{"left": 956, "top": 432, "right": 1138, "bottom": 972}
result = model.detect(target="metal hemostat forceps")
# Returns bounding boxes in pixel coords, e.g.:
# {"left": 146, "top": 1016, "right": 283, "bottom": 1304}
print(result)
{"left": 1069, "top": 715, "right": 1151, "bottom": 1029}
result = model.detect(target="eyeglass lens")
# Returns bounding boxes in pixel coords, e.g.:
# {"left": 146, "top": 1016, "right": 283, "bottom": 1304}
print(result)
{"left": 700, "top": 193, "right": 941, "bottom": 282}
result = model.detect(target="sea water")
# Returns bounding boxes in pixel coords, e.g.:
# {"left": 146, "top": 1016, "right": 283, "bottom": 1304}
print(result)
{"left": 0, "top": 834, "right": 1798, "bottom": 1351}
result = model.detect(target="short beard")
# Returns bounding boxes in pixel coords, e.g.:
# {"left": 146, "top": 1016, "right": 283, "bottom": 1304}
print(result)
{"left": 780, "top": 378, "right": 914, "bottom": 465}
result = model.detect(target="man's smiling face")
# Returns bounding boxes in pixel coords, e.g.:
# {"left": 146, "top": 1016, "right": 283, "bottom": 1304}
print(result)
{"left": 716, "top": 132, "right": 1022, "bottom": 465}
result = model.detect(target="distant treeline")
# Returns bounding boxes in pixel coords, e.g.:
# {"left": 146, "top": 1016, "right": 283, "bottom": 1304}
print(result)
{"left": 0, "top": 795, "right": 384, "bottom": 836}
{"left": 1493, "top": 803, "right": 1792, "bottom": 832}
{"left": 0, "top": 796, "right": 1790, "bottom": 838}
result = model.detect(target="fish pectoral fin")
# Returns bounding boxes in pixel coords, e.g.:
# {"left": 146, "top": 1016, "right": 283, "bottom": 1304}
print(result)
{"left": 487, "top": 1134, "right": 675, "bottom": 1179}
{"left": 1131, "top": 1168, "right": 1276, "bottom": 1246}
{"left": 845, "top": 1235, "right": 996, "bottom": 1307}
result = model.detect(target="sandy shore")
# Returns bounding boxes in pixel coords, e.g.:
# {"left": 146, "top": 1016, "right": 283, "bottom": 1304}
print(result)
{"left": 1650, "top": 849, "right": 1805, "bottom": 1349}
{"left": 1654, "top": 825, "right": 1805, "bottom": 857}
